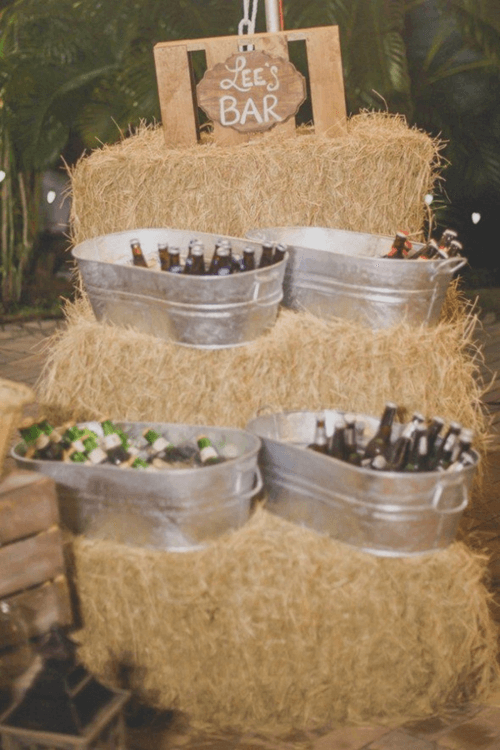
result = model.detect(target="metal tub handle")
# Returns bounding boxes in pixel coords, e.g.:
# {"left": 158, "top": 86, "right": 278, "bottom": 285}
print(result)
{"left": 429, "top": 257, "right": 467, "bottom": 281}
{"left": 432, "top": 481, "right": 469, "bottom": 514}
{"left": 235, "top": 465, "right": 263, "bottom": 495}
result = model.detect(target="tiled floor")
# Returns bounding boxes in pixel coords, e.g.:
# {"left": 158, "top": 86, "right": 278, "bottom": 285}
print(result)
{"left": 1, "top": 306, "right": 500, "bottom": 750}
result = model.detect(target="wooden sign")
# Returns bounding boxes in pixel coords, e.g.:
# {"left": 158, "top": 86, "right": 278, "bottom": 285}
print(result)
{"left": 154, "top": 27, "right": 347, "bottom": 146}
{"left": 197, "top": 49, "right": 306, "bottom": 133}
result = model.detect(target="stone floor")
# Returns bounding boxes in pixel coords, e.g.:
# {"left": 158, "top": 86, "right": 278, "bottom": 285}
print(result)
{"left": 1, "top": 306, "right": 500, "bottom": 749}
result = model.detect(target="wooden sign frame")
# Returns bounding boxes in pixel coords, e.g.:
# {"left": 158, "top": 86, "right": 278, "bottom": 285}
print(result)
{"left": 153, "top": 26, "right": 347, "bottom": 147}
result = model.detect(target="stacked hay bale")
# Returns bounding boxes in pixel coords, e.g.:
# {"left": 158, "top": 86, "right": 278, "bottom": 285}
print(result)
{"left": 36, "top": 112, "right": 498, "bottom": 731}
{"left": 73, "top": 508, "right": 500, "bottom": 732}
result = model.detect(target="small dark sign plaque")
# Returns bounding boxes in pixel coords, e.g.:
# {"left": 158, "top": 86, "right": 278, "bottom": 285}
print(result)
{"left": 197, "top": 49, "right": 306, "bottom": 133}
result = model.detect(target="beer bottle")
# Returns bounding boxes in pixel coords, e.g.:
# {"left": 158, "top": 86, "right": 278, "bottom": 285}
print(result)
{"left": 328, "top": 417, "right": 347, "bottom": 460}
{"left": 308, "top": 417, "right": 328, "bottom": 454}
{"left": 184, "top": 241, "right": 200, "bottom": 274}
{"left": 383, "top": 232, "right": 409, "bottom": 259}
{"left": 450, "top": 428, "right": 474, "bottom": 464}
{"left": 158, "top": 243, "right": 169, "bottom": 271}
{"left": 212, "top": 247, "right": 233, "bottom": 276}
{"left": 434, "top": 421, "right": 462, "bottom": 471}
{"left": 130, "top": 457, "right": 158, "bottom": 471}
{"left": 35, "top": 429, "right": 65, "bottom": 461}
{"left": 388, "top": 413, "right": 421, "bottom": 468}
{"left": 259, "top": 242, "right": 275, "bottom": 268}
{"left": 370, "top": 454, "right": 388, "bottom": 471}
{"left": 130, "top": 239, "right": 148, "bottom": 268}
{"left": 364, "top": 402, "right": 397, "bottom": 460}
{"left": 403, "top": 426, "right": 429, "bottom": 472}
{"left": 184, "top": 244, "right": 206, "bottom": 275}
{"left": 389, "top": 431, "right": 413, "bottom": 471}
{"left": 446, "top": 431, "right": 475, "bottom": 472}
{"left": 241, "top": 247, "right": 256, "bottom": 272}
{"left": 438, "top": 229, "right": 458, "bottom": 249}
{"left": 426, "top": 416, "right": 444, "bottom": 465}
{"left": 63, "top": 449, "right": 90, "bottom": 465}
{"left": 167, "top": 247, "right": 183, "bottom": 274}
{"left": 447, "top": 451, "right": 475, "bottom": 472}
{"left": 344, "top": 414, "right": 362, "bottom": 466}
{"left": 196, "top": 435, "right": 225, "bottom": 465}
{"left": 273, "top": 243, "right": 287, "bottom": 264}
{"left": 101, "top": 421, "right": 131, "bottom": 465}
{"left": 448, "top": 239, "right": 463, "bottom": 257}
{"left": 81, "top": 434, "right": 108, "bottom": 465}
{"left": 208, "top": 238, "right": 224, "bottom": 274}
{"left": 143, "top": 428, "right": 172, "bottom": 457}
{"left": 61, "top": 425, "right": 87, "bottom": 453}
{"left": 19, "top": 419, "right": 57, "bottom": 460}
{"left": 412, "top": 238, "right": 440, "bottom": 260}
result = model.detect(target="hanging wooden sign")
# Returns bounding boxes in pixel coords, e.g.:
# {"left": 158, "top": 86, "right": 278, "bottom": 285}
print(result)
{"left": 196, "top": 49, "right": 306, "bottom": 133}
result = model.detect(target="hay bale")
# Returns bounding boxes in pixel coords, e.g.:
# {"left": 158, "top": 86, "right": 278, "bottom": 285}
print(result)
{"left": 69, "top": 112, "right": 441, "bottom": 245}
{"left": 72, "top": 506, "right": 500, "bottom": 733}
{"left": 37, "top": 286, "right": 489, "bottom": 457}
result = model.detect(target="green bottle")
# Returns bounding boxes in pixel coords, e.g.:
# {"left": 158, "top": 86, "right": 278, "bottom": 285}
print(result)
{"left": 196, "top": 435, "right": 224, "bottom": 465}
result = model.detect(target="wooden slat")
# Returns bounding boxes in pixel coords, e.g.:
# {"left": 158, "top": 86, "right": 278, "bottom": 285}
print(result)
{"left": 5, "top": 576, "right": 72, "bottom": 637}
{"left": 0, "top": 527, "right": 65, "bottom": 599}
{"left": 153, "top": 44, "right": 198, "bottom": 147}
{"left": 154, "top": 27, "right": 347, "bottom": 147}
{"left": 204, "top": 38, "right": 250, "bottom": 147}
{"left": 0, "top": 471, "right": 59, "bottom": 545}
{"left": 305, "top": 25, "right": 347, "bottom": 137}
{"left": 257, "top": 33, "right": 297, "bottom": 139}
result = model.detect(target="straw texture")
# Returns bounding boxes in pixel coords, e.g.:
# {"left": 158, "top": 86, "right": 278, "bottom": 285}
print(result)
{"left": 69, "top": 112, "right": 441, "bottom": 244}
{"left": 36, "top": 286, "right": 489, "bottom": 458}
{"left": 72, "top": 506, "right": 500, "bottom": 733}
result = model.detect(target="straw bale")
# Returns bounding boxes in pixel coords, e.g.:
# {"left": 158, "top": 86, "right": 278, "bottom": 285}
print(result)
{"left": 37, "top": 285, "right": 489, "bottom": 458}
{"left": 71, "top": 506, "right": 500, "bottom": 733}
{"left": 69, "top": 112, "right": 441, "bottom": 245}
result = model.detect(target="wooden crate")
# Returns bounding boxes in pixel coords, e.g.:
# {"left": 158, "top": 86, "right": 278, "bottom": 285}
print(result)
{"left": 0, "top": 471, "right": 72, "bottom": 636}
{"left": 154, "top": 26, "right": 347, "bottom": 147}
{"left": 0, "top": 687, "right": 129, "bottom": 750}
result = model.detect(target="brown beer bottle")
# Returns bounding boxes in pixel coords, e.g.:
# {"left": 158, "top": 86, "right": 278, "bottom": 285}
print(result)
{"left": 259, "top": 242, "right": 275, "bottom": 268}
{"left": 364, "top": 402, "right": 397, "bottom": 460}
{"left": 241, "top": 247, "right": 256, "bottom": 272}
{"left": 344, "top": 414, "right": 362, "bottom": 465}
{"left": 383, "top": 232, "right": 409, "bottom": 259}
{"left": 434, "top": 421, "right": 462, "bottom": 471}
{"left": 403, "top": 426, "right": 429, "bottom": 472}
{"left": 448, "top": 239, "right": 463, "bottom": 257}
{"left": 130, "top": 238, "right": 148, "bottom": 268}
{"left": 426, "top": 416, "right": 444, "bottom": 465}
{"left": 184, "top": 242, "right": 205, "bottom": 275}
{"left": 308, "top": 417, "right": 328, "bottom": 454}
{"left": 273, "top": 243, "right": 287, "bottom": 264}
{"left": 212, "top": 247, "right": 233, "bottom": 276}
{"left": 167, "top": 247, "right": 183, "bottom": 274}
{"left": 208, "top": 238, "right": 224, "bottom": 274}
{"left": 158, "top": 242, "right": 169, "bottom": 271}
{"left": 438, "top": 228, "right": 458, "bottom": 249}
{"left": 328, "top": 417, "right": 347, "bottom": 459}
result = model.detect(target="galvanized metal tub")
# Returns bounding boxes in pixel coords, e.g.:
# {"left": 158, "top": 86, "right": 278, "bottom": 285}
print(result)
{"left": 246, "top": 410, "right": 477, "bottom": 557}
{"left": 72, "top": 228, "right": 287, "bottom": 349}
{"left": 245, "top": 227, "right": 466, "bottom": 328}
{"left": 11, "top": 422, "right": 262, "bottom": 552}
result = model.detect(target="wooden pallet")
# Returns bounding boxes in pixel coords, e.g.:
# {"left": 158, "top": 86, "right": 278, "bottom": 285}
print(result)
{"left": 0, "top": 471, "right": 72, "bottom": 637}
{"left": 154, "top": 26, "right": 347, "bottom": 147}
